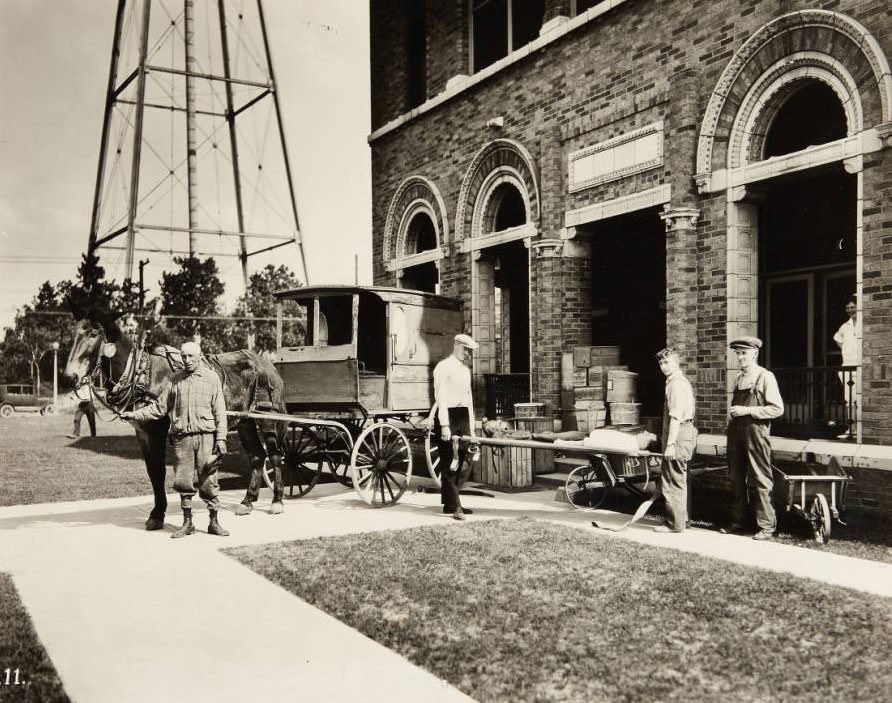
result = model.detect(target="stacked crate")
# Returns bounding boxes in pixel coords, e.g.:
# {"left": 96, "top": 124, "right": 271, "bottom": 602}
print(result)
{"left": 561, "top": 346, "right": 624, "bottom": 432}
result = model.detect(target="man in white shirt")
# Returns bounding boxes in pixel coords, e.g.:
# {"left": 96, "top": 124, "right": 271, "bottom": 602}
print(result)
{"left": 433, "top": 334, "right": 478, "bottom": 520}
{"left": 833, "top": 298, "right": 858, "bottom": 436}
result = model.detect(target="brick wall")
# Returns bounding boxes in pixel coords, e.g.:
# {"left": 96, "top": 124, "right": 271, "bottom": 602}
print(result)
{"left": 369, "top": 0, "right": 892, "bottom": 444}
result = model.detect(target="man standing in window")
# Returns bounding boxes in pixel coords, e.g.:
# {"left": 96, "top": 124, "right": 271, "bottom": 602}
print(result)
{"left": 433, "top": 334, "right": 478, "bottom": 521}
{"left": 833, "top": 296, "right": 858, "bottom": 438}
{"left": 724, "top": 336, "right": 784, "bottom": 541}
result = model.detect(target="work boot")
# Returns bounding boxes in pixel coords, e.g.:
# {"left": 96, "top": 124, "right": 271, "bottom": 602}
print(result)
{"left": 171, "top": 509, "right": 195, "bottom": 539}
{"left": 207, "top": 510, "right": 230, "bottom": 537}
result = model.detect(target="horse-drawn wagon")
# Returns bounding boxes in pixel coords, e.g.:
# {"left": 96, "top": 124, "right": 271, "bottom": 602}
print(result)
{"left": 231, "top": 285, "right": 464, "bottom": 506}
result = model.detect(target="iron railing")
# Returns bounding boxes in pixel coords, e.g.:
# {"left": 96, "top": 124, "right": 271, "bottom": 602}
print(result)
{"left": 772, "top": 366, "right": 857, "bottom": 440}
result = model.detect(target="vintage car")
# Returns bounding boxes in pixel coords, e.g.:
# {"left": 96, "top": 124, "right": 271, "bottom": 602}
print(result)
{"left": 0, "top": 383, "right": 54, "bottom": 417}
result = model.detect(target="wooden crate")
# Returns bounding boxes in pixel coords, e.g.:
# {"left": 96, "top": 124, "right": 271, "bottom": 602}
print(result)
{"left": 575, "top": 403, "right": 607, "bottom": 433}
{"left": 480, "top": 444, "right": 533, "bottom": 488}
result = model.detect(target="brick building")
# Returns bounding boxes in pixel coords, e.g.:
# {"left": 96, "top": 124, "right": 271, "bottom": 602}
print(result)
{"left": 367, "top": 1, "right": 892, "bottom": 508}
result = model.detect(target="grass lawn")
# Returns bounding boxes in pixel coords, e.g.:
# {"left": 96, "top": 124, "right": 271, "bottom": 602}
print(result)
{"left": 228, "top": 519, "right": 892, "bottom": 703}
{"left": 0, "top": 412, "right": 252, "bottom": 507}
{"left": 0, "top": 573, "right": 70, "bottom": 702}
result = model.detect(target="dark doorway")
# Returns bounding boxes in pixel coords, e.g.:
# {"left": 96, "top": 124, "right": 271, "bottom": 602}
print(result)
{"left": 402, "top": 262, "right": 438, "bottom": 293}
{"left": 491, "top": 240, "right": 530, "bottom": 374}
{"left": 759, "top": 165, "right": 856, "bottom": 369}
{"left": 585, "top": 207, "right": 666, "bottom": 418}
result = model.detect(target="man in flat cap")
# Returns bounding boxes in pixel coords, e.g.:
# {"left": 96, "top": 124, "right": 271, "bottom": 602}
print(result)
{"left": 122, "top": 340, "right": 230, "bottom": 538}
{"left": 432, "top": 333, "right": 479, "bottom": 520}
{"left": 725, "top": 336, "right": 784, "bottom": 540}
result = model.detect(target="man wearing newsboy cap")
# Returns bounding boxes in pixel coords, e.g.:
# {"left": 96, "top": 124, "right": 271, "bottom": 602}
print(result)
{"left": 432, "top": 334, "right": 479, "bottom": 520}
{"left": 725, "top": 336, "right": 784, "bottom": 541}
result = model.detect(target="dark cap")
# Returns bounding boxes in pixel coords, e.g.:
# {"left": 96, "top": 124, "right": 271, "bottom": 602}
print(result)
{"left": 729, "top": 336, "right": 762, "bottom": 350}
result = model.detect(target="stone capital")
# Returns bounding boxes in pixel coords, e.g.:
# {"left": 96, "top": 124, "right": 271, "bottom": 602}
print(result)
{"left": 877, "top": 121, "right": 892, "bottom": 148}
{"left": 532, "top": 238, "right": 564, "bottom": 258}
{"left": 659, "top": 206, "right": 700, "bottom": 232}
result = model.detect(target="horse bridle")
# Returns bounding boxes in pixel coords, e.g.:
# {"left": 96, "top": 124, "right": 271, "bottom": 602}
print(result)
{"left": 76, "top": 323, "right": 142, "bottom": 419}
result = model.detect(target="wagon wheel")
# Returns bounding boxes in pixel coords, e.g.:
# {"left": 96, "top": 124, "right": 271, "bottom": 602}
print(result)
{"left": 565, "top": 464, "right": 608, "bottom": 510}
{"left": 279, "top": 425, "right": 322, "bottom": 498}
{"left": 810, "top": 493, "right": 832, "bottom": 544}
{"left": 0, "top": 404, "right": 13, "bottom": 418}
{"left": 424, "top": 430, "right": 442, "bottom": 487}
{"left": 350, "top": 423, "right": 413, "bottom": 507}
{"left": 316, "top": 425, "right": 354, "bottom": 486}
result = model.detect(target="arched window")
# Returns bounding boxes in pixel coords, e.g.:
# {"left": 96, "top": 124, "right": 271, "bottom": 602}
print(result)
{"left": 764, "top": 81, "right": 847, "bottom": 158}
{"left": 406, "top": 211, "right": 437, "bottom": 254}
{"left": 491, "top": 183, "right": 526, "bottom": 232}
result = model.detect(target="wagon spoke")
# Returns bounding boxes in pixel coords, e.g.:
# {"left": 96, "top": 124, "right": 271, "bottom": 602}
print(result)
{"left": 350, "top": 423, "right": 413, "bottom": 507}
{"left": 280, "top": 426, "right": 321, "bottom": 498}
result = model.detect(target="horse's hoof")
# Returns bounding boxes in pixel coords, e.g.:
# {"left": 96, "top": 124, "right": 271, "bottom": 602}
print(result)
{"left": 234, "top": 503, "right": 253, "bottom": 516}
{"left": 145, "top": 516, "right": 165, "bottom": 531}
{"left": 269, "top": 502, "right": 284, "bottom": 515}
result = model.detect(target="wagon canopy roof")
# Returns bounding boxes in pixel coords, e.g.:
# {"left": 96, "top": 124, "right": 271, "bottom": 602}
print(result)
{"left": 273, "top": 284, "right": 462, "bottom": 310}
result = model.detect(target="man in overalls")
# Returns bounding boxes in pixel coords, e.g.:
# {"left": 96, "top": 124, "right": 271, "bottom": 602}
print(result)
{"left": 725, "top": 336, "right": 784, "bottom": 540}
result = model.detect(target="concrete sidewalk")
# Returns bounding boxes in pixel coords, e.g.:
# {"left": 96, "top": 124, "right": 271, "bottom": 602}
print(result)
{"left": 1, "top": 483, "right": 890, "bottom": 703}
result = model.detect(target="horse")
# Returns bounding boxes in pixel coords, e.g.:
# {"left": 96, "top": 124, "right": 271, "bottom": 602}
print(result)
{"left": 63, "top": 304, "right": 287, "bottom": 530}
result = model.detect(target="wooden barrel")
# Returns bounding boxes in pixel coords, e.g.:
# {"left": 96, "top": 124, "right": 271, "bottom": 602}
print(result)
{"left": 609, "top": 401, "right": 641, "bottom": 426}
{"left": 606, "top": 370, "right": 638, "bottom": 403}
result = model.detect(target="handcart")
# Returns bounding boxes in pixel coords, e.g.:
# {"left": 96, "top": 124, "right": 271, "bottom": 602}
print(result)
{"left": 231, "top": 285, "right": 463, "bottom": 507}
{"left": 772, "top": 457, "right": 850, "bottom": 544}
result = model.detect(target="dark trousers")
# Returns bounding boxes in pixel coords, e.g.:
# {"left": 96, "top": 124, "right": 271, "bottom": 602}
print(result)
{"left": 727, "top": 419, "right": 775, "bottom": 532}
{"left": 73, "top": 402, "right": 96, "bottom": 437}
{"left": 435, "top": 407, "right": 471, "bottom": 512}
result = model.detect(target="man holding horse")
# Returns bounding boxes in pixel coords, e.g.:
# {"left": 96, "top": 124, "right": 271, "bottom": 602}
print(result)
{"left": 121, "top": 340, "right": 230, "bottom": 538}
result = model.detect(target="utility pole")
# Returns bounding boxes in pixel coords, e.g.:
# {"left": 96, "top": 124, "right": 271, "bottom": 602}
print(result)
{"left": 138, "top": 258, "right": 149, "bottom": 311}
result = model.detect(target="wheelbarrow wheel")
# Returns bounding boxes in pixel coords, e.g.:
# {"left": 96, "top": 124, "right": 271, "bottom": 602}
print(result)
{"left": 424, "top": 430, "right": 442, "bottom": 487}
{"left": 811, "top": 493, "right": 832, "bottom": 544}
{"left": 565, "top": 464, "right": 607, "bottom": 510}
{"left": 351, "top": 423, "right": 413, "bottom": 507}
{"left": 278, "top": 425, "right": 322, "bottom": 498}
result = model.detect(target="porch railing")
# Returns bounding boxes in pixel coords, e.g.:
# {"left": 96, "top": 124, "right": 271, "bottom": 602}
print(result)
{"left": 771, "top": 366, "right": 857, "bottom": 441}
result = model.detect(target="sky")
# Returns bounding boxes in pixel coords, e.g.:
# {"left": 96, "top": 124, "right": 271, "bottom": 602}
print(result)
{"left": 0, "top": 0, "right": 371, "bottom": 333}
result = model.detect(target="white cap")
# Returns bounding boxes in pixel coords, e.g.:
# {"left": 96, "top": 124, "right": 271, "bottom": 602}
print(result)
{"left": 454, "top": 333, "right": 478, "bottom": 350}
{"left": 180, "top": 341, "right": 202, "bottom": 356}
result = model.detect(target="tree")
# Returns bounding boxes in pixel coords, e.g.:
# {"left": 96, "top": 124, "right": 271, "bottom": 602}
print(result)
{"left": 159, "top": 256, "right": 231, "bottom": 352}
{"left": 0, "top": 281, "right": 71, "bottom": 388}
{"left": 65, "top": 251, "right": 118, "bottom": 316}
{"left": 234, "top": 264, "right": 305, "bottom": 351}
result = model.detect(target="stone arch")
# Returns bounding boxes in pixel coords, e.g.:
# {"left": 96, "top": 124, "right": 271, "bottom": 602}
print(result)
{"left": 455, "top": 139, "right": 540, "bottom": 241}
{"left": 696, "top": 10, "right": 892, "bottom": 178}
{"left": 382, "top": 176, "right": 449, "bottom": 265}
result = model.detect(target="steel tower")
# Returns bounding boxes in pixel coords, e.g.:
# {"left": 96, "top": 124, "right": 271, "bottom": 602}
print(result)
{"left": 87, "top": 0, "right": 309, "bottom": 291}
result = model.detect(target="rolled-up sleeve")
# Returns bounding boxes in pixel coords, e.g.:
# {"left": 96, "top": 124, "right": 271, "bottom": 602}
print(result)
{"left": 751, "top": 371, "right": 784, "bottom": 420}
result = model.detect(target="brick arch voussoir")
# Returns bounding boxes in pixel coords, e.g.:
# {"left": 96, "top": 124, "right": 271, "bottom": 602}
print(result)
{"left": 696, "top": 10, "right": 892, "bottom": 180}
{"left": 455, "top": 139, "right": 541, "bottom": 241}
{"left": 382, "top": 175, "right": 449, "bottom": 264}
